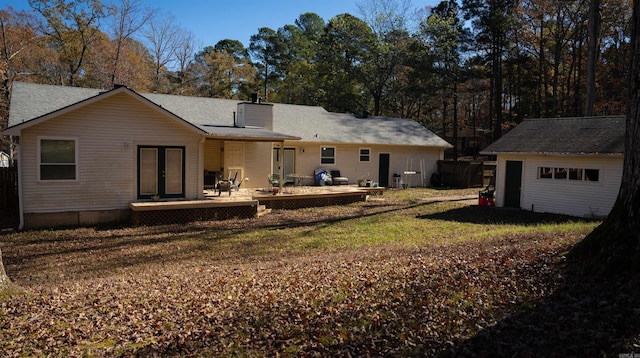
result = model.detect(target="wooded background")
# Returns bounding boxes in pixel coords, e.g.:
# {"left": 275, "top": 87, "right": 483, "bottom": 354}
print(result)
{"left": 0, "top": 0, "right": 631, "bottom": 156}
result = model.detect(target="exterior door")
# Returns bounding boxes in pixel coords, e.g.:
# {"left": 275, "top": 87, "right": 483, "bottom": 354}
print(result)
{"left": 272, "top": 148, "right": 295, "bottom": 179}
{"left": 504, "top": 160, "right": 523, "bottom": 208}
{"left": 378, "top": 153, "right": 390, "bottom": 187}
{"left": 225, "top": 141, "right": 244, "bottom": 180}
{"left": 138, "top": 146, "right": 185, "bottom": 199}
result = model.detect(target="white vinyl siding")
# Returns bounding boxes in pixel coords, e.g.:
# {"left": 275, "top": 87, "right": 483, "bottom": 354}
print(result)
{"left": 20, "top": 92, "right": 203, "bottom": 214}
{"left": 285, "top": 142, "right": 444, "bottom": 188}
{"left": 495, "top": 154, "right": 622, "bottom": 218}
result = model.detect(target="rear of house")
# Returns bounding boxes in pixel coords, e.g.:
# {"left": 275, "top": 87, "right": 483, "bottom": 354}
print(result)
{"left": 5, "top": 87, "right": 206, "bottom": 227}
{"left": 4, "top": 82, "right": 451, "bottom": 228}
{"left": 481, "top": 116, "right": 624, "bottom": 218}
{"left": 273, "top": 104, "right": 450, "bottom": 188}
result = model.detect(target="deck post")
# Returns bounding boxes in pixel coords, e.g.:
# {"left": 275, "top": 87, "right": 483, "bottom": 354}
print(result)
{"left": 278, "top": 140, "right": 284, "bottom": 192}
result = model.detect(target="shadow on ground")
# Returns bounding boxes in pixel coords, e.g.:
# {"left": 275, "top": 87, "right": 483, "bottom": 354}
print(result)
{"left": 427, "top": 205, "right": 639, "bottom": 356}
{"left": 418, "top": 205, "right": 595, "bottom": 226}
{"left": 438, "top": 258, "right": 640, "bottom": 357}
{"left": 0, "top": 209, "right": 19, "bottom": 231}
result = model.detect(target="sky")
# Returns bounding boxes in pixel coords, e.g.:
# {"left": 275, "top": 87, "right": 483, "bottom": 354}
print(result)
{"left": 5, "top": 0, "right": 438, "bottom": 49}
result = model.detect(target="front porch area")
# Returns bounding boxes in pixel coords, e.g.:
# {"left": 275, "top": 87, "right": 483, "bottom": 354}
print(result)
{"left": 129, "top": 185, "right": 385, "bottom": 226}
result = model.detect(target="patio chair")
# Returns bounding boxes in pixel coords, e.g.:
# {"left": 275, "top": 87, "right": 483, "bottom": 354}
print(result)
{"left": 330, "top": 170, "right": 349, "bottom": 185}
{"left": 268, "top": 173, "right": 280, "bottom": 190}
{"left": 228, "top": 171, "right": 243, "bottom": 192}
{"left": 216, "top": 171, "right": 240, "bottom": 196}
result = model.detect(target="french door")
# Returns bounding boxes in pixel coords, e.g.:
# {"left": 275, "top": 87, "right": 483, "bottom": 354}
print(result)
{"left": 138, "top": 146, "right": 185, "bottom": 199}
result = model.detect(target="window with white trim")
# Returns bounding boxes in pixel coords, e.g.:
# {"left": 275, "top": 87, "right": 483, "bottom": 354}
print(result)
{"left": 39, "top": 138, "right": 77, "bottom": 180}
{"left": 538, "top": 166, "right": 599, "bottom": 182}
{"left": 321, "top": 147, "right": 335, "bottom": 165}
{"left": 359, "top": 148, "right": 371, "bottom": 162}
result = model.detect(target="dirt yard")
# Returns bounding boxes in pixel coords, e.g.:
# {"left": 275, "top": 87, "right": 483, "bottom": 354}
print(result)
{"left": 0, "top": 189, "right": 638, "bottom": 356}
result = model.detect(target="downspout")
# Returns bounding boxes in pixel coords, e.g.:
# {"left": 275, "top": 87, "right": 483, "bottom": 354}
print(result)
{"left": 15, "top": 141, "right": 23, "bottom": 230}
{"left": 198, "top": 135, "right": 206, "bottom": 199}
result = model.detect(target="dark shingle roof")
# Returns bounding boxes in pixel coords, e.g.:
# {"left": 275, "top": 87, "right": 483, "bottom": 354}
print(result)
{"left": 481, "top": 116, "right": 625, "bottom": 156}
{"left": 7, "top": 82, "right": 451, "bottom": 148}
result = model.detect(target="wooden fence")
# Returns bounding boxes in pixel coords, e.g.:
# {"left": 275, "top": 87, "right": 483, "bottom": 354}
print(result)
{"left": 0, "top": 166, "right": 19, "bottom": 229}
{"left": 437, "top": 160, "right": 485, "bottom": 189}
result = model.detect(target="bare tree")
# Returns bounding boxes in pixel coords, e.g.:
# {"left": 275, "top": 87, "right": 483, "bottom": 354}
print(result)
{"left": 144, "top": 12, "right": 180, "bottom": 93}
{"left": 108, "top": 0, "right": 154, "bottom": 88}
{"left": 356, "top": 0, "right": 415, "bottom": 36}
{"left": 172, "top": 28, "right": 196, "bottom": 94}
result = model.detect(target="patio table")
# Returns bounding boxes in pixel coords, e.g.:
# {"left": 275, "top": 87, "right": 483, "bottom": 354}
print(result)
{"left": 287, "top": 174, "right": 313, "bottom": 192}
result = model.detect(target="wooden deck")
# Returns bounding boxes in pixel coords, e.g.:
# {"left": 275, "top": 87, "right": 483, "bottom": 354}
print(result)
{"left": 129, "top": 185, "right": 384, "bottom": 226}
{"left": 130, "top": 199, "right": 259, "bottom": 226}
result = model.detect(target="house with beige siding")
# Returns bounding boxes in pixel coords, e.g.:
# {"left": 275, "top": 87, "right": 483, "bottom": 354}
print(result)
{"left": 4, "top": 82, "right": 451, "bottom": 228}
{"left": 480, "top": 116, "right": 624, "bottom": 218}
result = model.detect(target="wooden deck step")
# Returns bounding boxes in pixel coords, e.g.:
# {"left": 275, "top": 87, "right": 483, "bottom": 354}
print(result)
{"left": 257, "top": 204, "right": 272, "bottom": 217}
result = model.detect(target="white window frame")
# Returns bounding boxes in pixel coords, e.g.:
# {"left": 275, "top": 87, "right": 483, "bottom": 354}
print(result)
{"left": 38, "top": 137, "right": 79, "bottom": 182}
{"left": 320, "top": 146, "right": 336, "bottom": 165}
{"left": 537, "top": 166, "right": 599, "bottom": 182}
{"left": 359, "top": 148, "right": 371, "bottom": 162}
{"left": 584, "top": 168, "right": 600, "bottom": 182}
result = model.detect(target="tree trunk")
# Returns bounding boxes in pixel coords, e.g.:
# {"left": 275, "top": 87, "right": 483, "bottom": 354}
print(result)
{"left": 571, "top": 0, "right": 640, "bottom": 275}
{"left": 0, "top": 248, "right": 21, "bottom": 296}
{"left": 0, "top": 249, "right": 9, "bottom": 288}
{"left": 574, "top": 33, "right": 585, "bottom": 116}
{"left": 452, "top": 81, "right": 458, "bottom": 161}
{"left": 536, "top": 13, "right": 544, "bottom": 118}
{"left": 492, "top": 29, "right": 503, "bottom": 141}
{"left": 584, "top": 0, "right": 601, "bottom": 116}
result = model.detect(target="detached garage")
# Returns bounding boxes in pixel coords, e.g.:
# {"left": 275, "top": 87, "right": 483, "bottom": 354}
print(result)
{"left": 480, "top": 116, "right": 624, "bottom": 218}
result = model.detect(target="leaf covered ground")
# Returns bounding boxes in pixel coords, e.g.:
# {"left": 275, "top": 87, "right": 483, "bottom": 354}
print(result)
{"left": 0, "top": 189, "right": 638, "bottom": 356}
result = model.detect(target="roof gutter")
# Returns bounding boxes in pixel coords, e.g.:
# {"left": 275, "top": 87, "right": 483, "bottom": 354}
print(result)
{"left": 479, "top": 150, "right": 624, "bottom": 158}
{"left": 204, "top": 134, "right": 301, "bottom": 142}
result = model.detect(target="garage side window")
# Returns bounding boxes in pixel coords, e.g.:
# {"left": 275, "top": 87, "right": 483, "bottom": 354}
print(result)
{"left": 584, "top": 169, "right": 600, "bottom": 181}
{"left": 39, "top": 138, "right": 77, "bottom": 180}
{"left": 537, "top": 166, "right": 599, "bottom": 182}
{"left": 539, "top": 167, "right": 552, "bottom": 179}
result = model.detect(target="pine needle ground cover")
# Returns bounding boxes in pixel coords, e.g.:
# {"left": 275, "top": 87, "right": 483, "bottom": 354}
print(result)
{"left": 0, "top": 189, "right": 637, "bottom": 356}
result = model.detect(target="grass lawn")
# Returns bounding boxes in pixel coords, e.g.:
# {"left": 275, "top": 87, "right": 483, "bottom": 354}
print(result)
{"left": 0, "top": 188, "right": 638, "bottom": 356}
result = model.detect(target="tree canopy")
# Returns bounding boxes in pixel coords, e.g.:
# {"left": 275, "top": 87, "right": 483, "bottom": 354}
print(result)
{"left": 0, "top": 0, "right": 633, "bottom": 149}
